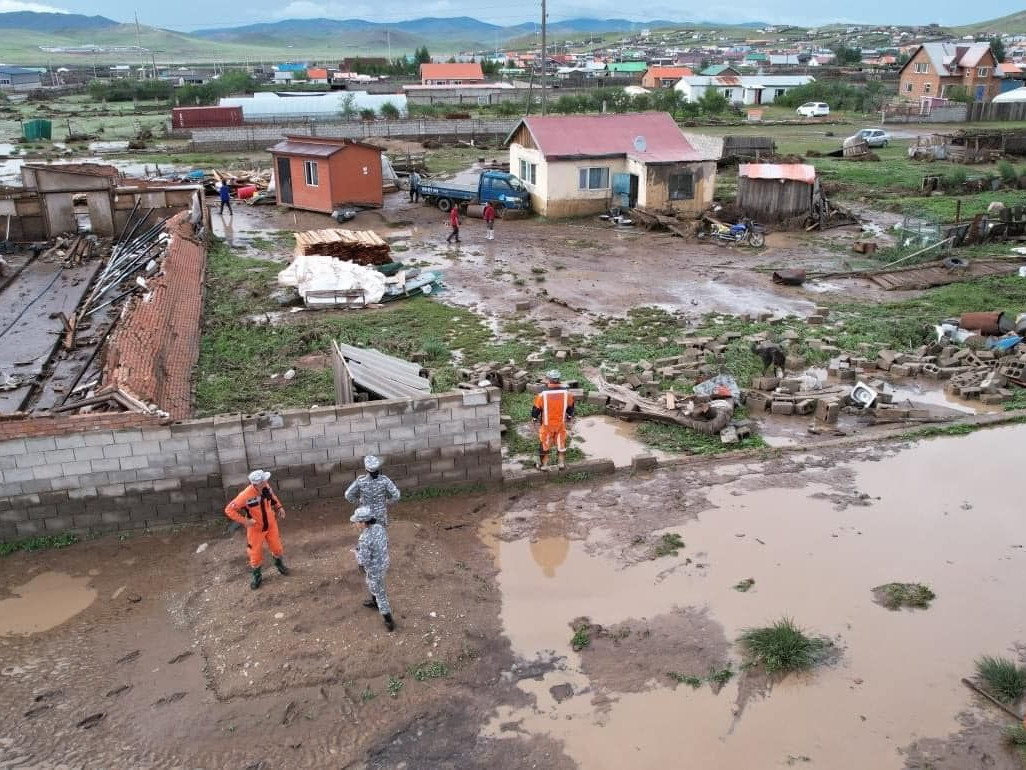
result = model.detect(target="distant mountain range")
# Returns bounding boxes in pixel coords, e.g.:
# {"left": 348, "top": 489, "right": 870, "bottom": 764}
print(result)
{"left": 0, "top": 10, "right": 1023, "bottom": 66}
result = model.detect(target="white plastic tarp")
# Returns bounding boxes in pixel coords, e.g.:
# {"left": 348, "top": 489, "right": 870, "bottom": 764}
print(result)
{"left": 278, "top": 255, "right": 386, "bottom": 307}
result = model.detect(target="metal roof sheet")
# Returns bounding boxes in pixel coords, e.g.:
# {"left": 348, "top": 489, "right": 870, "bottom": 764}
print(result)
{"left": 509, "top": 112, "right": 711, "bottom": 162}
{"left": 739, "top": 163, "right": 817, "bottom": 184}
{"left": 420, "top": 62, "right": 484, "bottom": 80}
{"left": 336, "top": 343, "right": 430, "bottom": 400}
{"left": 269, "top": 140, "right": 346, "bottom": 157}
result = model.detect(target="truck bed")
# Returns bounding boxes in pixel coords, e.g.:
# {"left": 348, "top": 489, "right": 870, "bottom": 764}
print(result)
{"left": 417, "top": 181, "right": 477, "bottom": 198}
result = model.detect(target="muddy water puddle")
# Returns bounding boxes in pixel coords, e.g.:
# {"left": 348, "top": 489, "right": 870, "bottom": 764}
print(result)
{"left": 0, "top": 572, "right": 97, "bottom": 635}
{"left": 485, "top": 425, "right": 1026, "bottom": 768}
{"left": 572, "top": 416, "right": 669, "bottom": 468}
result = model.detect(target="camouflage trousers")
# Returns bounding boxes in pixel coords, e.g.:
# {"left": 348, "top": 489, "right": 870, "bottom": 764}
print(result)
{"left": 365, "top": 570, "right": 391, "bottom": 616}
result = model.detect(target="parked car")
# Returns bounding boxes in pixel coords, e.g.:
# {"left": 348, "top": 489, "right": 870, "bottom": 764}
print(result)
{"left": 848, "top": 128, "right": 890, "bottom": 147}
{"left": 796, "top": 102, "right": 830, "bottom": 117}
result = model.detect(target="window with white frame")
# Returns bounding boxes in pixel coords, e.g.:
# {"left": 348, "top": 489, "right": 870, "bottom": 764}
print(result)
{"left": 924, "top": 82, "right": 932, "bottom": 94}
{"left": 775, "top": 88, "right": 787, "bottom": 98}
{"left": 304, "top": 160, "right": 319, "bottom": 187}
{"left": 913, "top": 62, "right": 928, "bottom": 74}
{"left": 578, "top": 166, "right": 609, "bottom": 190}
{"left": 723, "top": 88, "right": 732, "bottom": 98}
{"left": 518, "top": 159, "right": 537, "bottom": 185}
{"left": 977, "top": 67, "right": 990, "bottom": 77}
{"left": 904, "top": 81, "right": 913, "bottom": 92}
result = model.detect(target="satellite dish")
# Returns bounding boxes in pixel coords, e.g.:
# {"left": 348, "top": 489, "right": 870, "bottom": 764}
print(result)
{"left": 633, "top": 135, "right": 647, "bottom": 153}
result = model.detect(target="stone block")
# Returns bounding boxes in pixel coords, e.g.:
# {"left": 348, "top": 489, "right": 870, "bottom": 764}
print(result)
{"left": 631, "top": 454, "right": 658, "bottom": 472}
{"left": 744, "top": 391, "right": 771, "bottom": 412}
{"left": 815, "top": 399, "right": 840, "bottom": 424}
{"left": 771, "top": 401, "right": 795, "bottom": 415}
{"left": 889, "top": 365, "right": 910, "bottom": 377}
{"left": 719, "top": 426, "right": 739, "bottom": 445}
{"left": 753, "top": 377, "right": 780, "bottom": 391}
{"left": 795, "top": 399, "right": 817, "bottom": 416}
{"left": 779, "top": 378, "right": 803, "bottom": 394}
{"left": 806, "top": 315, "right": 825, "bottom": 325}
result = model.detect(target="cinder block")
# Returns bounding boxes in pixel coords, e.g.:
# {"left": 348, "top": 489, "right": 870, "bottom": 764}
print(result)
{"left": 24, "top": 436, "right": 58, "bottom": 453}
{"left": 2, "top": 467, "right": 35, "bottom": 484}
{"left": 119, "top": 456, "right": 148, "bottom": 471}
{"left": 102, "top": 443, "right": 132, "bottom": 459}
{"left": 142, "top": 427, "right": 174, "bottom": 441}
{"left": 816, "top": 399, "right": 840, "bottom": 423}
{"left": 795, "top": 399, "right": 817, "bottom": 416}
{"left": 15, "top": 521, "right": 41, "bottom": 537}
{"left": 461, "top": 391, "right": 488, "bottom": 407}
{"left": 631, "top": 454, "right": 658, "bottom": 471}
{"left": 82, "top": 431, "right": 115, "bottom": 447}
{"left": 771, "top": 401, "right": 795, "bottom": 415}
{"left": 388, "top": 426, "right": 417, "bottom": 440}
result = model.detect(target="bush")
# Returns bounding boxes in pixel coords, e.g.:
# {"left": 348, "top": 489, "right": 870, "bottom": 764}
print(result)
{"left": 493, "top": 100, "right": 524, "bottom": 117}
{"left": 359, "top": 108, "right": 376, "bottom": 121}
{"left": 738, "top": 618, "right": 830, "bottom": 674}
{"left": 975, "top": 656, "right": 1026, "bottom": 703}
{"left": 775, "top": 80, "right": 886, "bottom": 113}
{"left": 379, "top": 101, "right": 400, "bottom": 120}
{"left": 943, "top": 167, "right": 968, "bottom": 190}
{"left": 88, "top": 78, "right": 173, "bottom": 103}
{"left": 998, "top": 160, "right": 1018, "bottom": 184}
{"left": 697, "top": 89, "right": 728, "bottom": 114}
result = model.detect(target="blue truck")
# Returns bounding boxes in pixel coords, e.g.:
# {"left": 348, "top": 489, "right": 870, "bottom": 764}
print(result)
{"left": 415, "top": 170, "right": 531, "bottom": 215}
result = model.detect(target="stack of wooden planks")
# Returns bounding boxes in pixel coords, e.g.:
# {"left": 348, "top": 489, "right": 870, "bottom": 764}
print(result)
{"left": 294, "top": 229, "right": 391, "bottom": 265}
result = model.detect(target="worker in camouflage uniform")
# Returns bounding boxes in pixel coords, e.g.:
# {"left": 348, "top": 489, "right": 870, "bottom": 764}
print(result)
{"left": 352, "top": 506, "right": 395, "bottom": 632}
{"left": 345, "top": 455, "right": 401, "bottom": 527}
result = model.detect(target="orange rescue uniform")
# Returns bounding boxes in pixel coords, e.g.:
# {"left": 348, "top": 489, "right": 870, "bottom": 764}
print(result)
{"left": 532, "top": 386, "right": 575, "bottom": 462}
{"left": 225, "top": 484, "right": 285, "bottom": 568}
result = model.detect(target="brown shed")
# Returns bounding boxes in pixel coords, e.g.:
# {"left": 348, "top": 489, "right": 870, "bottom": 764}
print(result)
{"left": 737, "top": 163, "right": 817, "bottom": 221}
{"left": 269, "top": 135, "right": 383, "bottom": 214}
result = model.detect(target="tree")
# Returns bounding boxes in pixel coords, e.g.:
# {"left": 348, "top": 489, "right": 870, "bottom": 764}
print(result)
{"left": 379, "top": 101, "right": 400, "bottom": 120}
{"left": 415, "top": 46, "right": 431, "bottom": 65}
{"left": 217, "top": 69, "right": 256, "bottom": 95}
{"left": 339, "top": 93, "right": 357, "bottom": 120}
{"left": 697, "top": 88, "right": 728, "bottom": 114}
{"left": 832, "top": 43, "right": 863, "bottom": 66}
{"left": 945, "top": 85, "right": 972, "bottom": 103}
{"left": 359, "top": 108, "right": 377, "bottom": 121}
{"left": 989, "top": 37, "right": 1006, "bottom": 64}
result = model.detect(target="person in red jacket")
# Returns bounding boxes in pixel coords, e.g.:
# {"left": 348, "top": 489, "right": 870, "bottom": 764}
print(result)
{"left": 483, "top": 201, "right": 496, "bottom": 240}
{"left": 224, "top": 470, "right": 290, "bottom": 589}
{"left": 446, "top": 206, "right": 461, "bottom": 244}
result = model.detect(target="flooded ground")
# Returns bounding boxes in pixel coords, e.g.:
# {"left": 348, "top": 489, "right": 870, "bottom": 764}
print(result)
{"left": 571, "top": 415, "right": 669, "bottom": 468}
{"left": 1, "top": 427, "right": 1023, "bottom": 768}
{"left": 484, "top": 424, "right": 1026, "bottom": 769}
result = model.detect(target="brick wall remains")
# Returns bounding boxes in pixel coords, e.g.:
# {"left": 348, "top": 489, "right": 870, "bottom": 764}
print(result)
{"left": 0, "top": 389, "right": 502, "bottom": 541}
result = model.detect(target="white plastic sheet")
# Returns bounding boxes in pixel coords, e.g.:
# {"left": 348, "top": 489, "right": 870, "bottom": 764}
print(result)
{"left": 277, "top": 255, "right": 386, "bottom": 307}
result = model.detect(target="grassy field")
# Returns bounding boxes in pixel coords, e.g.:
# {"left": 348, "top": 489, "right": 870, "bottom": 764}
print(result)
{"left": 0, "top": 94, "right": 169, "bottom": 143}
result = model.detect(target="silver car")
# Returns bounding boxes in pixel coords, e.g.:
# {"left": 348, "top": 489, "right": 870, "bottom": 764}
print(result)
{"left": 850, "top": 128, "right": 890, "bottom": 147}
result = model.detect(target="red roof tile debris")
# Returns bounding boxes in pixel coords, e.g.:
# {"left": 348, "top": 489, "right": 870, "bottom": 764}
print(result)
{"left": 101, "top": 212, "right": 206, "bottom": 420}
{"left": 420, "top": 62, "right": 485, "bottom": 81}
{"left": 509, "top": 112, "right": 710, "bottom": 163}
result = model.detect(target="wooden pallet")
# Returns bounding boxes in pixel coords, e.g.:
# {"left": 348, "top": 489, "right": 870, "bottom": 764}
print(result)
{"left": 867, "top": 258, "right": 1023, "bottom": 291}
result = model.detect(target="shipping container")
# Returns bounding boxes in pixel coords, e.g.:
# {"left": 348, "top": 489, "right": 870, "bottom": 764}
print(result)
{"left": 171, "top": 106, "right": 244, "bottom": 129}
{"left": 22, "top": 118, "right": 52, "bottom": 140}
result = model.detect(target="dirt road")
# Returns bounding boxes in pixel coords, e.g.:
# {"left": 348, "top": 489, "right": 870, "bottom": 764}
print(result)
{"left": 2, "top": 426, "right": 1024, "bottom": 768}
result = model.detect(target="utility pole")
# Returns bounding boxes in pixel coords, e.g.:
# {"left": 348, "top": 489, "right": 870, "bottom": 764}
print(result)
{"left": 540, "top": 0, "right": 547, "bottom": 114}
{"left": 134, "top": 12, "right": 146, "bottom": 79}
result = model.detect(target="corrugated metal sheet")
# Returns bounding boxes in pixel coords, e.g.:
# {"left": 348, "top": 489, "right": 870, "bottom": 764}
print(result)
{"left": 269, "top": 140, "right": 345, "bottom": 157}
{"left": 739, "top": 163, "right": 816, "bottom": 184}
{"left": 220, "top": 91, "right": 407, "bottom": 119}
{"left": 336, "top": 343, "right": 430, "bottom": 400}
{"left": 509, "top": 112, "right": 710, "bottom": 162}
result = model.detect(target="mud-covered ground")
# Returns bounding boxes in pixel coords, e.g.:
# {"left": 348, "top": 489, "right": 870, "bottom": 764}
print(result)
{"left": 3, "top": 427, "right": 1026, "bottom": 768}
{"left": 211, "top": 181, "right": 899, "bottom": 336}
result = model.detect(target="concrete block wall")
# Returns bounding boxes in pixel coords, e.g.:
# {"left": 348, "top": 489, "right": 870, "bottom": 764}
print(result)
{"left": 0, "top": 389, "right": 502, "bottom": 541}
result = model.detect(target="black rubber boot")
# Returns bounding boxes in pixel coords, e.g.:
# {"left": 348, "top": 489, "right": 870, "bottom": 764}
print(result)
{"left": 274, "top": 557, "right": 290, "bottom": 576}
{"left": 250, "top": 568, "right": 262, "bottom": 590}
{"left": 362, "top": 596, "right": 378, "bottom": 609}
{"left": 383, "top": 613, "right": 395, "bottom": 632}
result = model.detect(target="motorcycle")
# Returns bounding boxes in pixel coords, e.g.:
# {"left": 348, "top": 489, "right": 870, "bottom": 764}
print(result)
{"left": 697, "top": 217, "right": 766, "bottom": 248}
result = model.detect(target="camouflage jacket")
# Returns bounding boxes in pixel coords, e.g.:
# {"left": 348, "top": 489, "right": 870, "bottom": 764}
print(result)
{"left": 345, "top": 474, "right": 400, "bottom": 526}
{"left": 357, "top": 523, "right": 391, "bottom": 575}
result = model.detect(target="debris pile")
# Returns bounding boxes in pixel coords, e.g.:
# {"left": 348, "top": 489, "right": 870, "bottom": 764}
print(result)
{"left": 294, "top": 228, "right": 391, "bottom": 266}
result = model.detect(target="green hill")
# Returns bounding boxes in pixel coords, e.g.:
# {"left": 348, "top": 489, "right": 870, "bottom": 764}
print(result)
{"left": 954, "top": 10, "right": 1026, "bottom": 36}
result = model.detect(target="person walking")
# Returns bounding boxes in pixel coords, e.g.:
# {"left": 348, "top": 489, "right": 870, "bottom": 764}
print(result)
{"left": 409, "top": 171, "right": 420, "bottom": 203}
{"left": 446, "top": 205, "right": 460, "bottom": 245}
{"left": 344, "top": 455, "right": 401, "bottom": 527}
{"left": 531, "top": 369, "right": 575, "bottom": 471}
{"left": 352, "top": 506, "right": 395, "bottom": 632}
{"left": 218, "top": 182, "right": 233, "bottom": 217}
{"left": 483, "top": 201, "right": 496, "bottom": 241}
{"left": 224, "top": 470, "right": 290, "bottom": 589}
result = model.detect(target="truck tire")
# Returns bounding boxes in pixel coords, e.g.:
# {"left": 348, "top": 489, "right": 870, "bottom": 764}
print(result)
{"left": 437, "top": 198, "right": 452, "bottom": 212}
{"left": 494, "top": 202, "right": 506, "bottom": 218}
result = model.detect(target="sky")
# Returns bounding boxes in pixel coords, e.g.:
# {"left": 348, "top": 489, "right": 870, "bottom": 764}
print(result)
{"left": 0, "top": 0, "right": 1022, "bottom": 29}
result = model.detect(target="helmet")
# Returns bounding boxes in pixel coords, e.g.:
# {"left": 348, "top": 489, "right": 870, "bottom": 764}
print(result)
{"left": 350, "top": 506, "right": 375, "bottom": 523}
{"left": 364, "top": 455, "right": 383, "bottom": 472}
{"left": 248, "top": 469, "right": 271, "bottom": 485}
{"left": 545, "top": 369, "right": 562, "bottom": 382}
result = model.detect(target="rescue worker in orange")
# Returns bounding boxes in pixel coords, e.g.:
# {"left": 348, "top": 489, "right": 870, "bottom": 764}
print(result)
{"left": 532, "top": 369, "right": 575, "bottom": 471}
{"left": 224, "top": 469, "right": 291, "bottom": 589}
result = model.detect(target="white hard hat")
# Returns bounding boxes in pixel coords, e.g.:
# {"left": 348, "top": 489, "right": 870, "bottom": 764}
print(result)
{"left": 248, "top": 470, "right": 271, "bottom": 485}
{"left": 364, "top": 455, "right": 383, "bottom": 472}
{"left": 350, "top": 506, "right": 375, "bottom": 523}
{"left": 546, "top": 369, "right": 562, "bottom": 382}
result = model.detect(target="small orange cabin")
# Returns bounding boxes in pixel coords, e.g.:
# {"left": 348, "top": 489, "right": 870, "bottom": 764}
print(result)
{"left": 268, "top": 135, "right": 383, "bottom": 213}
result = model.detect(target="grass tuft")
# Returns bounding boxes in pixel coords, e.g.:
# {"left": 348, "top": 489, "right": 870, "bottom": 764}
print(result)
{"left": 570, "top": 622, "right": 592, "bottom": 651}
{"left": 733, "top": 578, "right": 756, "bottom": 592}
{"left": 0, "top": 533, "right": 80, "bottom": 557}
{"left": 386, "top": 675, "right": 404, "bottom": 698}
{"left": 1003, "top": 722, "right": 1026, "bottom": 759}
{"left": 873, "top": 582, "right": 935, "bottom": 610}
{"left": 737, "top": 618, "right": 831, "bottom": 675}
{"left": 667, "top": 672, "right": 704, "bottom": 688}
{"left": 975, "top": 656, "right": 1026, "bottom": 703}
{"left": 654, "top": 533, "right": 685, "bottom": 557}
{"left": 411, "top": 661, "right": 448, "bottom": 681}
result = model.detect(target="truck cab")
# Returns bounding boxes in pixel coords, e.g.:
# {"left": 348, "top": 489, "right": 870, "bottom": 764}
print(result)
{"left": 478, "top": 171, "right": 531, "bottom": 212}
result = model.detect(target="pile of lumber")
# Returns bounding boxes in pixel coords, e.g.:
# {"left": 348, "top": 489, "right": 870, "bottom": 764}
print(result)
{"left": 211, "top": 169, "right": 271, "bottom": 190}
{"left": 294, "top": 229, "right": 391, "bottom": 265}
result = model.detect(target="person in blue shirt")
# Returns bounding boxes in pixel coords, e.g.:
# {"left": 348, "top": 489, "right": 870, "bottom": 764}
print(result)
{"left": 219, "top": 183, "right": 233, "bottom": 217}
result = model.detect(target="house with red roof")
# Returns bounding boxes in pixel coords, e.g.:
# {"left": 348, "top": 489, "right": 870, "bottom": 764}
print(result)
{"left": 420, "top": 62, "right": 485, "bottom": 86}
{"left": 641, "top": 66, "right": 694, "bottom": 89}
{"left": 504, "top": 112, "right": 721, "bottom": 218}
{"left": 897, "top": 42, "right": 1001, "bottom": 102}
